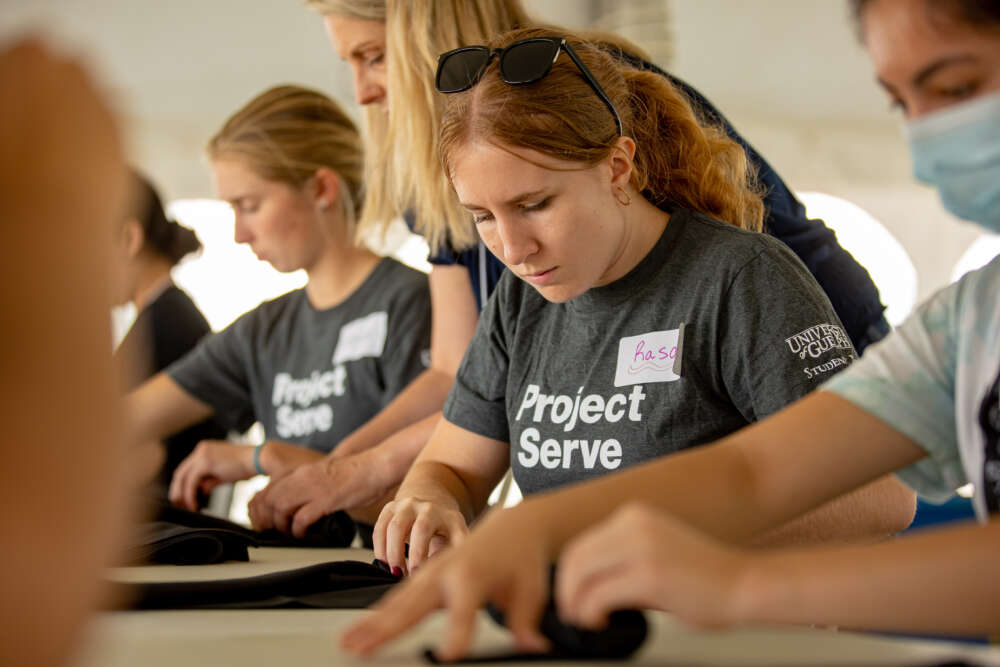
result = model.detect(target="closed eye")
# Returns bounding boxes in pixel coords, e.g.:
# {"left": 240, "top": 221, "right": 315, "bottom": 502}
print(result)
{"left": 521, "top": 197, "right": 551, "bottom": 213}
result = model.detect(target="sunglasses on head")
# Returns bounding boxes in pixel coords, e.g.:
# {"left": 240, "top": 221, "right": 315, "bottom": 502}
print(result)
{"left": 435, "top": 36, "right": 624, "bottom": 137}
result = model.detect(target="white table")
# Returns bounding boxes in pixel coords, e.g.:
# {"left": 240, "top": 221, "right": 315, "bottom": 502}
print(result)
{"left": 75, "top": 547, "right": 1000, "bottom": 667}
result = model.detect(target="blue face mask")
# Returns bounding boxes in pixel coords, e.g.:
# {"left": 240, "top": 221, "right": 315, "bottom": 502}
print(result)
{"left": 907, "top": 89, "right": 1000, "bottom": 234}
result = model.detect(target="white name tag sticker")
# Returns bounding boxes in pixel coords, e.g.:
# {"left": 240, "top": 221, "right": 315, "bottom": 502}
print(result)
{"left": 614, "top": 327, "right": 683, "bottom": 387}
{"left": 333, "top": 311, "right": 388, "bottom": 365}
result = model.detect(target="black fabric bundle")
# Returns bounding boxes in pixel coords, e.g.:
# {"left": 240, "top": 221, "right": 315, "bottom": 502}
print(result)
{"left": 125, "top": 502, "right": 359, "bottom": 566}
{"left": 155, "top": 503, "right": 357, "bottom": 550}
{"left": 114, "top": 559, "right": 399, "bottom": 610}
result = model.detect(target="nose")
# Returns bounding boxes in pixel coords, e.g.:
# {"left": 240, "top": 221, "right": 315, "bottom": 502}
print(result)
{"left": 492, "top": 215, "right": 538, "bottom": 267}
{"left": 233, "top": 215, "right": 253, "bottom": 245}
{"left": 354, "top": 70, "right": 385, "bottom": 106}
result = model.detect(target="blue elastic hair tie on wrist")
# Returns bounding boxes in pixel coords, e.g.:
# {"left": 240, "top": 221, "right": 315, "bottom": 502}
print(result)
{"left": 253, "top": 443, "right": 265, "bottom": 476}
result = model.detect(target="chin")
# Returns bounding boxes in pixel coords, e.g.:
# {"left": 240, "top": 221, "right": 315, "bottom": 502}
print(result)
{"left": 532, "top": 283, "right": 584, "bottom": 304}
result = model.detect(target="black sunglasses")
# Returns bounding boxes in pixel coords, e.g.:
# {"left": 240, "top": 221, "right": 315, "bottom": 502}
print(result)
{"left": 435, "top": 37, "right": 624, "bottom": 137}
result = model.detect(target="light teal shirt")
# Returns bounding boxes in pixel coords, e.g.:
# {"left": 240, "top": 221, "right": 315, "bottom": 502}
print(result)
{"left": 824, "top": 256, "right": 1000, "bottom": 518}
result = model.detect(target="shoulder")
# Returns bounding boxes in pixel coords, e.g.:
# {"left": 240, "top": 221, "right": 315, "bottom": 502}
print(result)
{"left": 673, "top": 209, "right": 793, "bottom": 263}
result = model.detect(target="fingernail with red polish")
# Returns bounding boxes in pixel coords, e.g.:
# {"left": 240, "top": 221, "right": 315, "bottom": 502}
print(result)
{"left": 392, "top": 566, "right": 403, "bottom": 577}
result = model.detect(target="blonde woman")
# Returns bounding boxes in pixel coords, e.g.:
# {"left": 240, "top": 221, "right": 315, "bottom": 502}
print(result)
{"left": 124, "top": 85, "right": 431, "bottom": 532}
{"left": 251, "top": 0, "right": 891, "bottom": 535}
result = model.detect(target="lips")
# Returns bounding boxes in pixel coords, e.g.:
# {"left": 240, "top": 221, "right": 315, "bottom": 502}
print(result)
{"left": 521, "top": 267, "right": 556, "bottom": 286}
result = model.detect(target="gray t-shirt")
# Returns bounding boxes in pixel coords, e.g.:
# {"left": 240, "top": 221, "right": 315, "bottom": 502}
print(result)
{"left": 443, "top": 209, "right": 857, "bottom": 495}
{"left": 168, "top": 257, "right": 430, "bottom": 453}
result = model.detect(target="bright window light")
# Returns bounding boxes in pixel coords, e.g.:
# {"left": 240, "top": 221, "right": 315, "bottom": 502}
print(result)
{"left": 798, "top": 192, "right": 918, "bottom": 327}
{"left": 952, "top": 234, "right": 1000, "bottom": 283}
{"left": 167, "top": 199, "right": 308, "bottom": 332}
{"left": 164, "top": 200, "right": 431, "bottom": 333}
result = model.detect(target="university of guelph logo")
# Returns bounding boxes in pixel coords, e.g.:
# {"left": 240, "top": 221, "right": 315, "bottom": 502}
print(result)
{"left": 785, "top": 323, "right": 854, "bottom": 360}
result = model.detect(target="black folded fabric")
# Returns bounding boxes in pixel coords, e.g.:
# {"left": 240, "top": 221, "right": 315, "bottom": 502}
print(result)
{"left": 482, "top": 602, "right": 647, "bottom": 662}
{"left": 155, "top": 502, "right": 357, "bottom": 548}
{"left": 125, "top": 521, "right": 257, "bottom": 565}
{"left": 113, "top": 559, "right": 400, "bottom": 610}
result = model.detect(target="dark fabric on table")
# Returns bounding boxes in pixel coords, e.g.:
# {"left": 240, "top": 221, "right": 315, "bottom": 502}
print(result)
{"left": 113, "top": 559, "right": 399, "bottom": 610}
{"left": 155, "top": 502, "right": 357, "bottom": 549}
{"left": 125, "top": 522, "right": 257, "bottom": 565}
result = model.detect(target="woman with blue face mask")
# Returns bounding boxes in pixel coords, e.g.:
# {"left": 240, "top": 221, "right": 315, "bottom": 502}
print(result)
{"left": 340, "top": 0, "right": 1000, "bottom": 658}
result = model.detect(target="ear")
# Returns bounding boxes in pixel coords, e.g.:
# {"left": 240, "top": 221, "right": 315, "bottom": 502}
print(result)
{"left": 121, "top": 219, "right": 144, "bottom": 258}
{"left": 310, "top": 167, "right": 342, "bottom": 211}
{"left": 608, "top": 135, "right": 637, "bottom": 190}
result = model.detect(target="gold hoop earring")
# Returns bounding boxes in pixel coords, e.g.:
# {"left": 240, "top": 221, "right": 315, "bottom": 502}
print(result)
{"left": 614, "top": 186, "right": 632, "bottom": 207}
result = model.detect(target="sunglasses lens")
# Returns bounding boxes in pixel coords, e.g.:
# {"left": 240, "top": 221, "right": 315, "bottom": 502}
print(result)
{"left": 437, "top": 48, "right": 491, "bottom": 93}
{"left": 500, "top": 40, "right": 559, "bottom": 84}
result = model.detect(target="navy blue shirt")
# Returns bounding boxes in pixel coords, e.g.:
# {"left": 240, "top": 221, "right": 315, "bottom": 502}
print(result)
{"left": 420, "top": 61, "right": 889, "bottom": 353}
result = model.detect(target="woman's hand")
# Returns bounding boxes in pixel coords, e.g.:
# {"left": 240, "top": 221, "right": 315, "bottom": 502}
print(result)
{"left": 556, "top": 503, "right": 752, "bottom": 631}
{"left": 168, "top": 441, "right": 258, "bottom": 510}
{"left": 342, "top": 505, "right": 552, "bottom": 661}
{"left": 373, "top": 496, "right": 469, "bottom": 575}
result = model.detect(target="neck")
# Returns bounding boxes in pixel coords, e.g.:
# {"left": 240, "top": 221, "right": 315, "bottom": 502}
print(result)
{"left": 599, "top": 196, "right": 669, "bottom": 286}
{"left": 131, "top": 258, "right": 174, "bottom": 311}
{"left": 304, "top": 240, "right": 381, "bottom": 310}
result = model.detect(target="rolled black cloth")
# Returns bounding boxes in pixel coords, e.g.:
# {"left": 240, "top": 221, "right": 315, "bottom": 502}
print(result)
{"left": 112, "top": 559, "right": 399, "bottom": 610}
{"left": 482, "top": 602, "right": 647, "bottom": 661}
{"left": 424, "top": 566, "right": 647, "bottom": 664}
{"left": 155, "top": 502, "right": 357, "bottom": 549}
{"left": 124, "top": 521, "right": 257, "bottom": 565}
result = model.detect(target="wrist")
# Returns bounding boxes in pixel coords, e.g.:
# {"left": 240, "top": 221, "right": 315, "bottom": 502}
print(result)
{"left": 729, "top": 551, "right": 777, "bottom": 626}
{"left": 252, "top": 442, "right": 267, "bottom": 476}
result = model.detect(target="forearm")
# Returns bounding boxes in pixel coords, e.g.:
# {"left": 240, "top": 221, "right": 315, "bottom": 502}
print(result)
{"left": 514, "top": 393, "right": 925, "bottom": 558}
{"left": 358, "top": 413, "right": 442, "bottom": 494}
{"left": 258, "top": 440, "right": 325, "bottom": 477}
{"left": 739, "top": 518, "right": 1000, "bottom": 635}
{"left": 332, "top": 368, "right": 452, "bottom": 458}
{"left": 749, "top": 474, "right": 916, "bottom": 548}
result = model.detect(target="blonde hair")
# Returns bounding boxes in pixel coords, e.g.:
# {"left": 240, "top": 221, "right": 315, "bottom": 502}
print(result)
{"left": 207, "top": 85, "right": 364, "bottom": 239}
{"left": 440, "top": 28, "right": 764, "bottom": 232}
{"left": 312, "top": 0, "right": 659, "bottom": 251}
{"left": 304, "top": 0, "right": 385, "bottom": 22}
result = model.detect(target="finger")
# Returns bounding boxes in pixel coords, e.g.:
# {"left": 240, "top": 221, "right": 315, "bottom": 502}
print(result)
{"left": 571, "top": 566, "right": 656, "bottom": 630}
{"left": 248, "top": 486, "right": 273, "bottom": 531}
{"left": 426, "top": 534, "right": 451, "bottom": 561}
{"left": 556, "top": 521, "right": 631, "bottom": 620}
{"left": 340, "top": 568, "right": 442, "bottom": 656}
{"left": 435, "top": 577, "right": 482, "bottom": 663}
{"left": 290, "top": 500, "right": 325, "bottom": 539}
{"left": 405, "top": 513, "right": 439, "bottom": 574}
{"left": 372, "top": 504, "right": 392, "bottom": 564}
{"left": 180, "top": 458, "right": 209, "bottom": 512}
{"left": 385, "top": 509, "right": 418, "bottom": 575}
{"left": 272, "top": 494, "right": 302, "bottom": 536}
{"left": 167, "top": 458, "right": 191, "bottom": 507}
{"left": 504, "top": 570, "right": 551, "bottom": 655}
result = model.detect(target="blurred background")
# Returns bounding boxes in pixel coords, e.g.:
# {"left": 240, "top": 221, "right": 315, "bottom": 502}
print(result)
{"left": 4, "top": 0, "right": 994, "bottom": 336}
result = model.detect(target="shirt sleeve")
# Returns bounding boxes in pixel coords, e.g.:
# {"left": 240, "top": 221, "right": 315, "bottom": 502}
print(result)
{"left": 823, "top": 283, "right": 963, "bottom": 502}
{"left": 718, "top": 239, "right": 858, "bottom": 421}
{"left": 378, "top": 272, "right": 432, "bottom": 403}
{"left": 166, "top": 312, "right": 258, "bottom": 433}
{"left": 442, "top": 277, "right": 512, "bottom": 442}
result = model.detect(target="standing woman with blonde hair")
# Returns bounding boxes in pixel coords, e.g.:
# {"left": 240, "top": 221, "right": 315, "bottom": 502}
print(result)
{"left": 123, "top": 85, "right": 431, "bottom": 532}
{"left": 251, "top": 0, "right": 891, "bottom": 534}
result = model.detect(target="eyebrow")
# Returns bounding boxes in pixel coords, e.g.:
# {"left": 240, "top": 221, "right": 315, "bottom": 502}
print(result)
{"left": 349, "top": 41, "right": 381, "bottom": 59}
{"left": 912, "top": 54, "right": 978, "bottom": 87}
{"left": 460, "top": 189, "right": 548, "bottom": 211}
